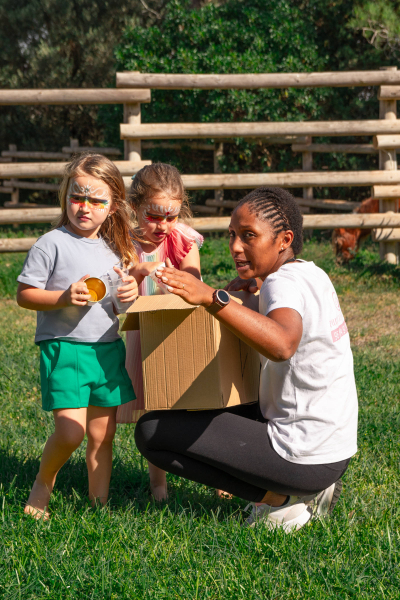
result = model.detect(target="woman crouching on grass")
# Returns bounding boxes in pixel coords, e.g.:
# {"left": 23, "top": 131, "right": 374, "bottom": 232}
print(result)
{"left": 134, "top": 187, "right": 358, "bottom": 532}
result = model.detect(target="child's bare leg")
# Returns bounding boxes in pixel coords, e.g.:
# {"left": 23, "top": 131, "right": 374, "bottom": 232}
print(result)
{"left": 86, "top": 405, "right": 117, "bottom": 506}
{"left": 25, "top": 408, "right": 87, "bottom": 518}
{"left": 148, "top": 461, "right": 167, "bottom": 501}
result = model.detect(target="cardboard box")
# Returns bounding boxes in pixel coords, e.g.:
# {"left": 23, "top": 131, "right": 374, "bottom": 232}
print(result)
{"left": 122, "top": 291, "right": 260, "bottom": 410}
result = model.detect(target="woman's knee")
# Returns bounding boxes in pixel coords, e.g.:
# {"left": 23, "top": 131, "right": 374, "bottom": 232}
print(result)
{"left": 134, "top": 412, "right": 162, "bottom": 455}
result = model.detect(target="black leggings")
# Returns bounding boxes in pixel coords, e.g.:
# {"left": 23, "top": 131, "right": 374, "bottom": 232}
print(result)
{"left": 135, "top": 403, "right": 350, "bottom": 502}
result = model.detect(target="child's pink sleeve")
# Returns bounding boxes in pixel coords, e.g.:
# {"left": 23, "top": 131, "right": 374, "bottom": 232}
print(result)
{"left": 167, "top": 223, "right": 204, "bottom": 267}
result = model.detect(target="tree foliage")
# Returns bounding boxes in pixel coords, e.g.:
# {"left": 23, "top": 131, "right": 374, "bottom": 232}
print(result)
{"left": 350, "top": 1, "right": 400, "bottom": 54}
{"left": 1, "top": 0, "right": 397, "bottom": 206}
{"left": 0, "top": 0, "right": 165, "bottom": 152}
{"left": 113, "top": 0, "right": 393, "bottom": 202}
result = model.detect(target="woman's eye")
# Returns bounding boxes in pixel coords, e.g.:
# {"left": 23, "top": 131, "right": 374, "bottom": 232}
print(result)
{"left": 166, "top": 216, "right": 178, "bottom": 222}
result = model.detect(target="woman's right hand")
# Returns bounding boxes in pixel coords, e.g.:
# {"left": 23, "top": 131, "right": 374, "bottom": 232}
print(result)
{"left": 224, "top": 276, "right": 259, "bottom": 294}
{"left": 64, "top": 275, "right": 92, "bottom": 306}
{"left": 130, "top": 261, "right": 165, "bottom": 281}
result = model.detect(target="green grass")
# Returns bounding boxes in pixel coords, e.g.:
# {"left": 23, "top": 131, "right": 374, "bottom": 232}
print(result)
{"left": 1, "top": 236, "right": 400, "bottom": 598}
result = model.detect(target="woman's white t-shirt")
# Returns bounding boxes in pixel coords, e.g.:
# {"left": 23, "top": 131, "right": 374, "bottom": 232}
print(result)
{"left": 259, "top": 260, "right": 358, "bottom": 465}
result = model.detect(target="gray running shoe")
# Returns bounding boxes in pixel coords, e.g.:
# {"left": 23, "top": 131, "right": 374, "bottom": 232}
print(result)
{"left": 306, "top": 479, "right": 343, "bottom": 517}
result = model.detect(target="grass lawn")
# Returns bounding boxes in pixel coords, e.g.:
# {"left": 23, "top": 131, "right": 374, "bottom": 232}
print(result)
{"left": 1, "top": 233, "right": 400, "bottom": 598}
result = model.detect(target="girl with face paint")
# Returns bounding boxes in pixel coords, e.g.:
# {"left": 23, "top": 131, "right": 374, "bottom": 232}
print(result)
{"left": 17, "top": 154, "right": 139, "bottom": 520}
{"left": 117, "top": 163, "right": 204, "bottom": 501}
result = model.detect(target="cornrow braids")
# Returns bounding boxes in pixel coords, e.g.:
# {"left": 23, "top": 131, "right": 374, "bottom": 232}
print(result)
{"left": 236, "top": 187, "right": 303, "bottom": 255}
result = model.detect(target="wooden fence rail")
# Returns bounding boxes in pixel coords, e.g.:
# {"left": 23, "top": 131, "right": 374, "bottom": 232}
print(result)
{"left": 2, "top": 213, "right": 400, "bottom": 253}
{"left": 4, "top": 167, "right": 400, "bottom": 187}
{"left": 292, "top": 143, "right": 380, "bottom": 154}
{"left": 120, "top": 120, "right": 400, "bottom": 140}
{"left": 0, "top": 89, "right": 151, "bottom": 105}
{"left": 123, "top": 171, "right": 400, "bottom": 190}
{"left": 1, "top": 209, "right": 400, "bottom": 228}
{"left": 116, "top": 71, "right": 400, "bottom": 89}
{"left": 0, "top": 160, "right": 150, "bottom": 179}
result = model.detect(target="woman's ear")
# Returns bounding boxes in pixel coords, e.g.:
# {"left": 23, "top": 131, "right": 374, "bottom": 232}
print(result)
{"left": 282, "top": 230, "right": 294, "bottom": 249}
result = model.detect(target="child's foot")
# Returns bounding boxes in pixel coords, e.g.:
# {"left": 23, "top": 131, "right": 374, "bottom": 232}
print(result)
{"left": 24, "top": 504, "right": 50, "bottom": 521}
{"left": 150, "top": 484, "right": 168, "bottom": 502}
{"left": 24, "top": 480, "right": 51, "bottom": 520}
{"left": 216, "top": 489, "right": 233, "bottom": 500}
{"left": 148, "top": 462, "right": 168, "bottom": 501}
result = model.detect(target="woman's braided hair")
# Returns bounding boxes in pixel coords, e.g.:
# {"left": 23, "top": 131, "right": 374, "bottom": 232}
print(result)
{"left": 235, "top": 187, "right": 303, "bottom": 255}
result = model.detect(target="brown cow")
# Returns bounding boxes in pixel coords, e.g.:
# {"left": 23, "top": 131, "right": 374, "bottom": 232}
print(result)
{"left": 332, "top": 198, "right": 400, "bottom": 263}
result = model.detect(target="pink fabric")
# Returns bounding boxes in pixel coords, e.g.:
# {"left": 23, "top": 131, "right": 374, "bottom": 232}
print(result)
{"left": 116, "top": 223, "right": 203, "bottom": 424}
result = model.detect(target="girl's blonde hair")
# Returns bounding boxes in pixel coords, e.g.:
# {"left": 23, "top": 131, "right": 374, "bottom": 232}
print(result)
{"left": 130, "top": 163, "right": 192, "bottom": 221}
{"left": 54, "top": 153, "right": 138, "bottom": 267}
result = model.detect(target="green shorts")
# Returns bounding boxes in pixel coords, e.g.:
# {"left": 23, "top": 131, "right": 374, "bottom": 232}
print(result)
{"left": 39, "top": 338, "right": 135, "bottom": 411}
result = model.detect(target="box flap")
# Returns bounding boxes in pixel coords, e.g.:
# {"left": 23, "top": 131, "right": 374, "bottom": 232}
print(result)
{"left": 127, "top": 294, "right": 196, "bottom": 313}
{"left": 122, "top": 294, "right": 197, "bottom": 331}
{"left": 122, "top": 290, "right": 258, "bottom": 332}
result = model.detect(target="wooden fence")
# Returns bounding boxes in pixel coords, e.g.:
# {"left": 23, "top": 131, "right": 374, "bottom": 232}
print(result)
{"left": 1, "top": 69, "right": 400, "bottom": 262}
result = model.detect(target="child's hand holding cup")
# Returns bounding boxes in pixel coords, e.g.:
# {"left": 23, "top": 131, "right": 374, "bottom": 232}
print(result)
{"left": 108, "top": 266, "right": 138, "bottom": 313}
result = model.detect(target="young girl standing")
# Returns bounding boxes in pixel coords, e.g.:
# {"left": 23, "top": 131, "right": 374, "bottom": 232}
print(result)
{"left": 117, "top": 163, "right": 203, "bottom": 501}
{"left": 17, "top": 154, "right": 138, "bottom": 518}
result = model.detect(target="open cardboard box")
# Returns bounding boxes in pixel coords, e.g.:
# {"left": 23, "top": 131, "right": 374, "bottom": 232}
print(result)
{"left": 122, "top": 291, "right": 260, "bottom": 410}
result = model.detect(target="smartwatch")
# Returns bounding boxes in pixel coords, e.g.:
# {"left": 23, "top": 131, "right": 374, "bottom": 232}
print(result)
{"left": 208, "top": 289, "right": 231, "bottom": 314}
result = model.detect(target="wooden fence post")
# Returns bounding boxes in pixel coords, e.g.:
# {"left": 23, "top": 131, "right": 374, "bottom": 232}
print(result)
{"left": 214, "top": 142, "right": 224, "bottom": 210}
{"left": 123, "top": 104, "right": 141, "bottom": 161}
{"left": 70, "top": 138, "right": 79, "bottom": 153}
{"left": 379, "top": 67, "right": 399, "bottom": 264}
{"left": 8, "top": 144, "right": 19, "bottom": 206}
{"left": 301, "top": 136, "right": 312, "bottom": 214}
{"left": 123, "top": 73, "right": 141, "bottom": 162}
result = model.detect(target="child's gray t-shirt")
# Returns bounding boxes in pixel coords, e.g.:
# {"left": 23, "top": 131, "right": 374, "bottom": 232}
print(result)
{"left": 18, "top": 226, "right": 122, "bottom": 344}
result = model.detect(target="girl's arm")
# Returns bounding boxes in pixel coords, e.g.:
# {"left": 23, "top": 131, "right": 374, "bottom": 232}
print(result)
{"left": 153, "top": 267, "right": 302, "bottom": 362}
{"left": 17, "top": 276, "right": 92, "bottom": 311}
{"left": 178, "top": 243, "right": 201, "bottom": 280}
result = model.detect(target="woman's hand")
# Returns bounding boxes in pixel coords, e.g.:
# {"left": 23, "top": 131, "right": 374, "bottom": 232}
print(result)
{"left": 224, "top": 276, "right": 260, "bottom": 294}
{"left": 113, "top": 267, "right": 138, "bottom": 303}
{"left": 130, "top": 261, "right": 165, "bottom": 279}
{"left": 155, "top": 265, "right": 215, "bottom": 307}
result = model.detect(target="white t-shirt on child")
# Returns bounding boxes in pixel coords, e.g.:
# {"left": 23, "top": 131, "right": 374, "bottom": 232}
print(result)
{"left": 259, "top": 260, "right": 358, "bottom": 465}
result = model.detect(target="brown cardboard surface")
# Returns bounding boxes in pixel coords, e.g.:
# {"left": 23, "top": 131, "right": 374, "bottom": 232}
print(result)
{"left": 123, "top": 291, "right": 260, "bottom": 410}
{"left": 122, "top": 294, "right": 197, "bottom": 331}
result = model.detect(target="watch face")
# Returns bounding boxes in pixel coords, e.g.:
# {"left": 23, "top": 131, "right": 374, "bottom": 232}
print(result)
{"left": 216, "top": 289, "right": 230, "bottom": 305}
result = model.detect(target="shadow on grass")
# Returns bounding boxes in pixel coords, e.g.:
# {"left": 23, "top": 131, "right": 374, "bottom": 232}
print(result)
{"left": 0, "top": 447, "right": 244, "bottom": 520}
{"left": 348, "top": 258, "right": 400, "bottom": 285}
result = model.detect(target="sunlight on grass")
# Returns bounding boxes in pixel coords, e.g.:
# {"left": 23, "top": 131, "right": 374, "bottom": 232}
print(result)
{"left": 1, "top": 237, "right": 400, "bottom": 598}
